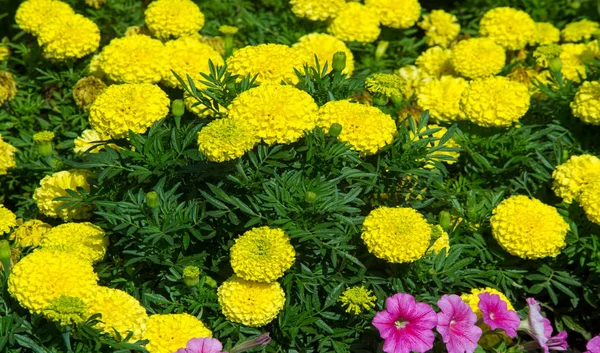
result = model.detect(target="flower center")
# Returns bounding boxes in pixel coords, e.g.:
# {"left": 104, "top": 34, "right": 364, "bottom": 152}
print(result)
{"left": 489, "top": 313, "right": 495, "bottom": 320}
{"left": 395, "top": 319, "right": 408, "bottom": 329}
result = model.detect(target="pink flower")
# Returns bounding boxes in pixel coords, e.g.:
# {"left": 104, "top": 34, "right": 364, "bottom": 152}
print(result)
{"left": 372, "top": 293, "right": 438, "bottom": 353}
{"left": 584, "top": 335, "right": 600, "bottom": 353}
{"left": 175, "top": 338, "right": 228, "bottom": 353}
{"left": 546, "top": 331, "right": 568, "bottom": 351}
{"left": 477, "top": 292, "right": 520, "bottom": 337}
{"left": 519, "top": 298, "right": 568, "bottom": 353}
{"left": 436, "top": 294, "right": 482, "bottom": 353}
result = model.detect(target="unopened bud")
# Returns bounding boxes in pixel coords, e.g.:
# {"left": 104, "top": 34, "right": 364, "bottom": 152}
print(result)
{"left": 204, "top": 275, "right": 217, "bottom": 288}
{"left": 183, "top": 266, "right": 200, "bottom": 287}
{"left": 329, "top": 123, "right": 343, "bottom": 137}
{"left": 0, "top": 240, "right": 11, "bottom": 260}
{"left": 374, "top": 95, "right": 389, "bottom": 106}
{"left": 332, "top": 52, "right": 346, "bottom": 72}
{"left": 375, "top": 40, "right": 389, "bottom": 59}
{"left": 231, "top": 332, "right": 271, "bottom": 353}
{"left": 305, "top": 191, "right": 317, "bottom": 203}
{"left": 171, "top": 99, "right": 185, "bottom": 117}
{"left": 548, "top": 57, "right": 562, "bottom": 73}
{"left": 439, "top": 211, "right": 451, "bottom": 230}
{"left": 561, "top": 150, "right": 569, "bottom": 163}
{"left": 146, "top": 191, "right": 159, "bottom": 209}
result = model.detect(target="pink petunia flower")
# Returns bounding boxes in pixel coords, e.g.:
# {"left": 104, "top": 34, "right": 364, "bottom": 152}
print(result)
{"left": 436, "top": 294, "right": 482, "bottom": 353}
{"left": 175, "top": 338, "right": 228, "bottom": 353}
{"left": 477, "top": 292, "right": 520, "bottom": 337}
{"left": 372, "top": 293, "right": 438, "bottom": 353}
{"left": 584, "top": 335, "right": 600, "bottom": 353}
{"left": 519, "top": 298, "right": 568, "bottom": 353}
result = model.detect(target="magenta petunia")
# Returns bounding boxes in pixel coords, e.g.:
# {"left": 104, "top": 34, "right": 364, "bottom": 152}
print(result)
{"left": 436, "top": 294, "right": 482, "bottom": 353}
{"left": 175, "top": 337, "right": 227, "bottom": 353}
{"left": 546, "top": 331, "right": 568, "bottom": 352}
{"left": 519, "top": 298, "right": 568, "bottom": 353}
{"left": 584, "top": 335, "right": 600, "bottom": 353}
{"left": 372, "top": 293, "right": 438, "bottom": 353}
{"left": 477, "top": 292, "right": 520, "bottom": 337}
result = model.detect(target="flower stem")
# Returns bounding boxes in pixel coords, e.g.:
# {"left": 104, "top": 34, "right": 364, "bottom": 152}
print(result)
{"left": 62, "top": 326, "right": 72, "bottom": 352}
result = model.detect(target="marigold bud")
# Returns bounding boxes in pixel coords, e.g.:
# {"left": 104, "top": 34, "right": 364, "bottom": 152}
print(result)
{"left": 305, "top": 191, "right": 317, "bottom": 203}
{"left": 548, "top": 57, "right": 562, "bottom": 73}
{"left": 171, "top": 99, "right": 185, "bottom": 117}
{"left": 375, "top": 40, "right": 389, "bottom": 59}
{"left": 332, "top": 52, "right": 346, "bottom": 72}
{"left": 204, "top": 275, "right": 217, "bottom": 288}
{"left": 439, "top": 211, "right": 451, "bottom": 230}
{"left": 146, "top": 191, "right": 159, "bottom": 209}
{"left": 329, "top": 123, "right": 343, "bottom": 137}
{"left": 373, "top": 95, "right": 389, "bottom": 106}
{"left": 183, "top": 266, "right": 200, "bottom": 287}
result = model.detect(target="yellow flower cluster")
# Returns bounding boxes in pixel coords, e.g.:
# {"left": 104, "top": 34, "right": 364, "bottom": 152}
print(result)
{"left": 396, "top": 65, "right": 427, "bottom": 98}
{"left": 571, "top": 80, "right": 600, "bottom": 125}
{"left": 0, "top": 71, "right": 18, "bottom": 105}
{"left": 561, "top": 19, "right": 599, "bottom": 43}
{"left": 317, "top": 100, "right": 396, "bottom": 155}
{"left": 560, "top": 43, "right": 598, "bottom": 82}
{"left": 40, "top": 222, "right": 109, "bottom": 263}
{"left": 144, "top": 0, "right": 205, "bottom": 40}
{"left": 451, "top": 38, "right": 506, "bottom": 79}
{"left": 163, "top": 36, "right": 224, "bottom": 88}
{"left": 0, "top": 134, "right": 17, "bottom": 175}
{"left": 429, "top": 225, "right": 450, "bottom": 254}
{"left": 365, "top": 73, "right": 404, "bottom": 98}
{"left": 145, "top": 313, "right": 212, "bottom": 353}
{"left": 226, "top": 44, "right": 308, "bottom": 85}
{"left": 218, "top": 275, "right": 285, "bottom": 327}
{"left": 552, "top": 154, "right": 600, "bottom": 204}
{"left": 289, "top": 0, "right": 345, "bottom": 21}
{"left": 533, "top": 44, "right": 562, "bottom": 68}
{"left": 417, "top": 76, "right": 468, "bottom": 122}
{"left": 0, "top": 204, "right": 17, "bottom": 235}
{"left": 490, "top": 195, "right": 569, "bottom": 259}
{"left": 230, "top": 226, "right": 296, "bottom": 283}
{"left": 228, "top": 84, "right": 318, "bottom": 145}
{"left": 479, "top": 7, "right": 536, "bottom": 50}
{"left": 33, "top": 169, "right": 93, "bottom": 221}
{"left": 293, "top": 33, "right": 355, "bottom": 75}
{"left": 460, "top": 76, "right": 530, "bottom": 127}
{"left": 365, "top": 0, "right": 421, "bottom": 29}
{"left": 37, "top": 14, "right": 100, "bottom": 61}
{"left": 328, "top": 2, "right": 381, "bottom": 43}
{"left": 10, "top": 220, "right": 52, "bottom": 248}
{"left": 338, "top": 286, "right": 377, "bottom": 314}
{"left": 534, "top": 22, "right": 560, "bottom": 45}
{"left": 361, "top": 207, "right": 432, "bottom": 263}
{"left": 415, "top": 46, "right": 455, "bottom": 78}
{"left": 197, "top": 117, "right": 259, "bottom": 162}
{"left": 15, "top": 0, "right": 74, "bottom": 35}
{"left": 579, "top": 178, "right": 600, "bottom": 225}
{"left": 89, "top": 83, "right": 170, "bottom": 138}
{"left": 73, "top": 76, "right": 107, "bottom": 112}
{"left": 418, "top": 10, "right": 460, "bottom": 48}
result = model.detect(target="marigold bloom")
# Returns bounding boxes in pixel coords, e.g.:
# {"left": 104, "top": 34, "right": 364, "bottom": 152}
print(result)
{"left": 571, "top": 81, "right": 600, "bottom": 125}
{"left": 396, "top": 65, "right": 428, "bottom": 98}
{"left": 534, "top": 22, "right": 560, "bottom": 45}
{"left": 477, "top": 292, "right": 519, "bottom": 337}
{"left": 40, "top": 222, "right": 108, "bottom": 263}
{"left": 364, "top": 0, "right": 421, "bottom": 29}
{"left": 8, "top": 250, "right": 98, "bottom": 314}
{"left": 293, "top": 33, "right": 354, "bottom": 75}
{"left": 145, "top": 0, "right": 204, "bottom": 40}
{"left": 33, "top": 169, "right": 93, "bottom": 221}
{"left": 289, "top": 0, "right": 345, "bottom": 21}
{"left": 0, "top": 204, "right": 17, "bottom": 235}
{"left": 0, "top": 71, "right": 18, "bottom": 104}
{"left": 15, "top": 0, "right": 74, "bottom": 35}
{"left": 417, "top": 76, "right": 467, "bottom": 122}
{"left": 0, "top": 134, "right": 17, "bottom": 175}
{"left": 552, "top": 154, "right": 600, "bottom": 203}
{"left": 490, "top": 195, "right": 569, "bottom": 259}
{"left": 418, "top": 10, "right": 460, "bottom": 48}
{"left": 230, "top": 226, "right": 295, "bottom": 283}
{"left": 37, "top": 14, "right": 100, "bottom": 61}
{"left": 10, "top": 219, "right": 52, "bottom": 248}
{"left": 90, "top": 83, "right": 170, "bottom": 138}
{"left": 416, "top": 46, "right": 455, "bottom": 78}
{"left": 579, "top": 178, "right": 600, "bottom": 225}
{"left": 327, "top": 2, "right": 381, "bottom": 43}
{"left": 43, "top": 295, "right": 88, "bottom": 326}
{"left": 338, "top": 286, "right": 376, "bottom": 314}
{"left": 561, "top": 19, "right": 599, "bottom": 43}
{"left": 436, "top": 294, "right": 482, "bottom": 353}
{"left": 74, "top": 129, "right": 115, "bottom": 154}
{"left": 226, "top": 44, "right": 308, "bottom": 85}
{"left": 145, "top": 313, "right": 212, "bottom": 353}
{"left": 534, "top": 45, "right": 562, "bottom": 68}
{"left": 163, "top": 36, "right": 224, "bottom": 88}
{"left": 218, "top": 275, "right": 285, "bottom": 327}
{"left": 460, "top": 76, "right": 530, "bottom": 127}
{"left": 73, "top": 77, "right": 106, "bottom": 112}
{"left": 451, "top": 38, "right": 505, "bottom": 79}
{"left": 197, "top": 117, "right": 259, "bottom": 162}
{"left": 372, "top": 293, "right": 437, "bottom": 353}
{"left": 365, "top": 73, "right": 404, "bottom": 98}
{"left": 560, "top": 43, "right": 598, "bottom": 82}
{"left": 429, "top": 224, "right": 450, "bottom": 254}
{"left": 479, "top": 7, "right": 536, "bottom": 50}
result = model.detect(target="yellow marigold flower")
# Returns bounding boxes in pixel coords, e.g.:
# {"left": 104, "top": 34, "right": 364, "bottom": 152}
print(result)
{"left": 560, "top": 43, "right": 598, "bottom": 82}
{"left": 399, "top": 104, "right": 424, "bottom": 121}
{"left": 85, "top": 287, "right": 148, "bottom": 341}
{"left": 33, "top": 169, "right": 93, "bottom": 221}
{"left": 579, "top": 178, "right": 600, "bottom": 225}
{"left": 230, "top": 226, "right": 295, "bottom": 283}
{"left": 97, "top": 35, "right": 167, "bottom": 84}
{"left": 199, "top": 36, "right": 226, "bottom": 56}
{"left": 410, "top": 124, "right": 461, "bottom": 167}
{"left": 44, "top": 295, "right": 88, "bottom": 326}
{"left": 429, "top": 224, "right": 449, "bottom": 254}
{"left": 417, "top": 76, "right": 468, "bottom": 122}
{"left": 228, "top": 84, "right": 318, "bottom": 145}
{"left": 327, "top": 2, "right": 381, "bottom": 43}
{"left": 460, "top": 76, "right": 530, "bottom": 128}
{"left": 15, "top": 0, "right": 74, "bottom": 35}
{"left": 0, "top": 204, "right": 17, "bottom": 235}
{"left": 0, "top": 134, "right": 18, "bottom": 175}
{"left": 396, "top": 65, "right": 428, "bottom": 98}
{"left": 552, "top": 154, "right": 600, "bottom": 204}
{"left": 90, "top": 83, "right": 170, "bottom": 139}
{"left": 85, "top": 0, "right": 106, "bottom": 9}
{"left": 226, "top": 44, "right": 308, "bottom": 85}
{"left": 418, "top": 10, "right": 460, "bottom": 48}
{"left": 73, "top": 76, "right": 106, "bottom": 111}
{"left": 40, "top": 222, "right": 108, "bottom": 263}
{"left": 33, "top": 131, "right": 54, "bottom": 143}
{"left": 145, "top": 0, "right": 204, "bottom": 40}
{"left": 317, "top": 100, "right": 396, "bottom": 155}
{"left": 534, "top": 22, "right": 560, "bottom": 45}
{"left": 37, "top": 14, "right": 100, "bottom": 61}
{"left": 571, "top": 80, "right": 600, "bottom": 125}
{"left": 461, "top": 287, "right": 514, "bottom": 318}
{"left": 338, "top": 286, "right": 376, "bottom": 314}
{"left": 218, "top": 275, "right": 285, "bottom": 327}
{"left": 451, "top": 38, "right": 505, "bottom": 79}
{"left": 74, "top": 129, "right": 116, "bottom": 154}
{"left": 491, "top": 195, "right": 568, "bottom": 259}
{"left": 365, "top": 73, "right": 404, "bottom": 98}
{"left": 162, "top": 36, "right": 224, "bottom": 88}
{"left": 197, "top": 117, "right": 259, "bottom": 162}
{"left": 0, "top": 71, "right": 18, "bottom": 104}
{"left": 415, "top": 46, "right": 455, "bottom": 78}
{"left": 533, "top": 44, "right": 562, "bottom": 68}
{"left": 562, "top": 19, "right": 599, "bottom": 43}
{"left": 0, "top": 45, "right": 10, "bottom": 61}
{"left": 289, "top": 0, "right": 345, "bottom": 21}
{"left": 293, "top": 33, "right": 355, "bottom": 75}
{"left": 479, "top": 7, "right": 536, "bottom": 50}
{"left": 364, "top": 0, "right": 421, "bottom": 29}
{"left": 8, "top": 250, "right": 98, "bottom": 314}
{"left": 145, "top": 313, "right": 211, "bottom": 353}
{"left": 361, "top": 207, "right": 431, "bottom": 263}
{"left": 10, "top": 219, "right": 52, "bottom": 248}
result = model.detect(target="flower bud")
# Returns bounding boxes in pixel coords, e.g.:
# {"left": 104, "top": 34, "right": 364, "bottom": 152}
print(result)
{"left": 373, "top": 95, "right": 389, "bottom": 106}
{"left": 204, "top": 275, "right": 217, "bottom": 288}
{"left": 332, "top": 52, "right": 346, "bottom": 72}
{"left": 375, "top": 40, "right": 389, "bottom": 59}
{"left": 171, "top": 99, "right": 185, "bottom": 117}
{"left": 305, "top": 191, "right": 317, "bottom": 203}
{"left": 439, "top": 211, "right": 451, "bottom": 230}
{"left": 548, "top": 57, "right": 562, "bottom": 73}
{"left": 183, "top": 266, "right": 200, "bottom": 287}
{"left": 231, "top": 333, "right": 271, "bottom": 353}
{"left": 33, "top": 131, "right": 55, "bottom": 157}
{"left": 561, "top": 150, "right": 569, "bottom": 163}
{"left": 329, "top": 123, "right": 343, "bottom": 137}
{"left": 146, "top": 191, "right": 159, "bottom": 209}
{"left": 0, "top": 240, "right": 12, "bottom": 275}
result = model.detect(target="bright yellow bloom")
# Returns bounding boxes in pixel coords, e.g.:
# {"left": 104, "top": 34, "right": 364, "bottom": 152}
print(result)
{"left": 361, "top": 207, "right": 431, "bottom": 263}
{"left": 429, "top": 225, "right": 450, "bottom": 254}
{"left": 197, "top": 117, "right": 259, "bottom": 162}
{"left": 415, "top": 46, "right": 455, "bottom": 78}
{"left": 364, "top": 0, "right": 421, "bottom": 29}
{"left": 74, "top": 129, "right": 115, "bottom": 154}
{"left": 162, "top": 36, "right": 224, "bottom": 88}
{"left": 0, "top": 134, "right": 17, "bottom": 175}
{"left": 33, "top": 169, "right": 93, "bottom": 221}
{"left": 10, "top": 219, "right": 52, "bottom": 248}
{"left": 365, "top": 73, "right": 404, "bottom": 98}
{"left": 90, "top": 83, "right": 170, "bottom": 139}
{"left": 43, "top": 295, "right": 88, "bottom": 326}
{"left": 417, "top": 76, "right": 468, "bottom": 122}
{"left": 534, "top": 22, "right": 560, "bottom": 45}
{"left": 560, "top": 43, "right": 598, "bottom": 82}
{"left": 37, "top": 14, "right": 100, "bottom": 61}
{"left": 289, "top": 0, "right": 345, "bottom": 21}
{"left": 0, "top": 204, "right": 17, "bottom": 235}
{"left": 338, "top": 286, "right": 376, "bottom": 314}
{"left": 571, "top": 80, "right": 600, "bottom": 125}
{"left": 561, "top": 19, "right": 599, "bottom": 43}
{"left": 396, "top": 65, "right": 428, "bottom": 98}
{"left": 579, "top": 178, "right": 600, "bottom": 225}
{"left": 230, "top": 226, "right": 295, "bottom": 283}
{"left": 491, "top": 195, "right": 569, "bottom": 259}
{"left": 73, "top": 76, "right": 107, "bottom": 111}
{"left": 145, "top": 0, "right": 204, "bottom": 40}
{"left": 451, "top": 38, "right": 505, "bottom": 79}
{"left": 327, "top": 2, "right": 381, "bottom": 43}
{"left": 479, "top": 7, "right": 536, "bottom": 50}
{"left": 15, "top": 0, "right": 74, "bottom": 35}
{"left": 145, "top": 313, "right": 211, "bottom": 353}
{"left": 40, "top": 222, "right": 108, "bottom": 264}
{"left": 317, "top": 100, "right": 396, "bottom": 155}
{"left": 0, "top": 71, "right": 18, "bottom": 104}
{"left": 533, "top": 44, "right": 562, "bottom": 68}
{"left": 293, "top": 33, "right": 355, "bottom": 75}
{"left": 418, "top": 10, "right": 460, "bottom": 48}
{"left": 552, "top": 154, "right": 600, "bottom": 204}
{"left": 218, "top": 275, "right": 285, "bottom": 327}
